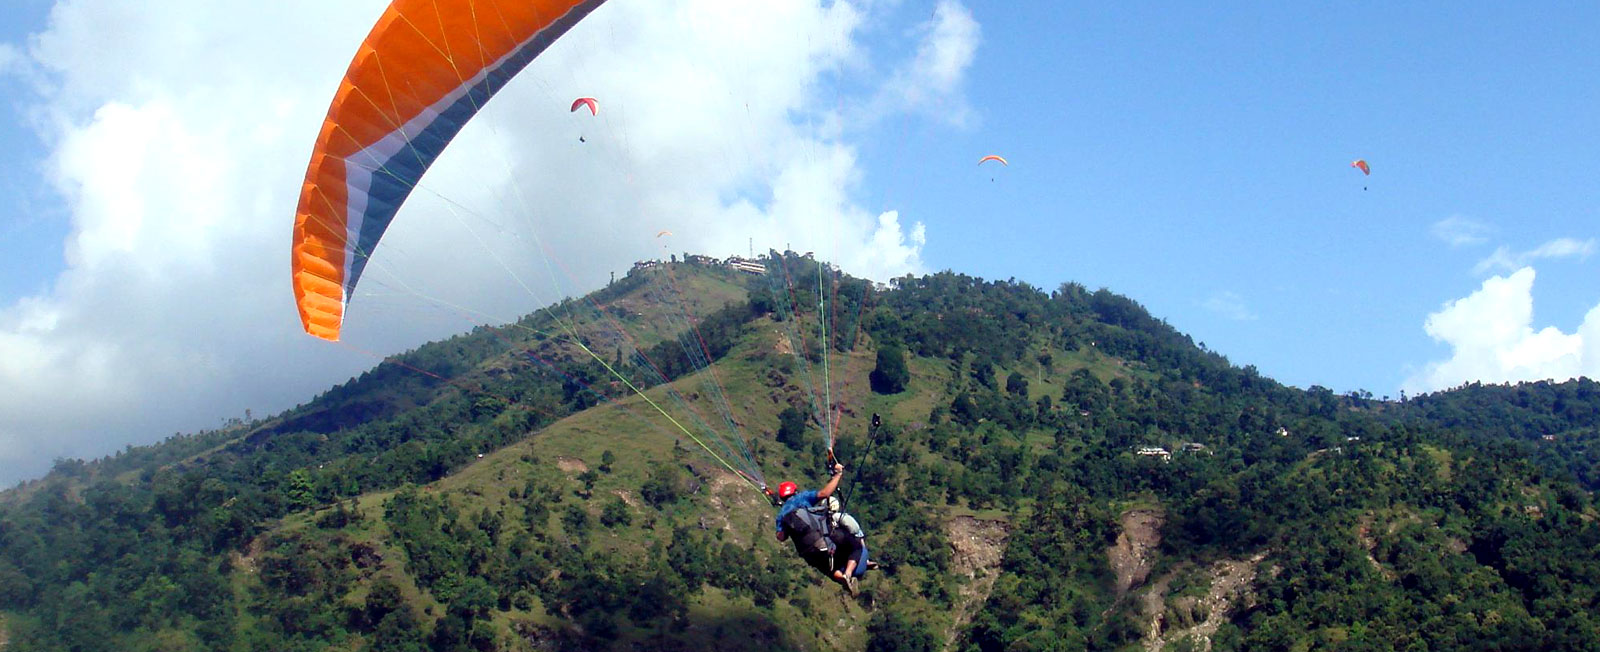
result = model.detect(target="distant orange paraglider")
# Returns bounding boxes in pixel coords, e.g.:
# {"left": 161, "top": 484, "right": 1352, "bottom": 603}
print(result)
{"left": 570, "top": 97, "right": 598, "bottom": 115}
{"left": 656, "top": 230, "right": 672, "bottom": 238}
{"left": 978, "top": 155, "right": 1008, "bottom": 166}
{"left": 1351, "top": 159, "right": 1370, "bottom": 190}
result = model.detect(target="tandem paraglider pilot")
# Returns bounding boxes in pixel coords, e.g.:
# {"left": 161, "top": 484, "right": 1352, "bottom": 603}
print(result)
{"left": 766, "top": 463, "right": 875, "bottom": 595}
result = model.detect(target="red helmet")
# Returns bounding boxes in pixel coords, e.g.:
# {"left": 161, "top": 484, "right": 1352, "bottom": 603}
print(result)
{"left": 777, "top": 481, "right": 798, "bottom": 499}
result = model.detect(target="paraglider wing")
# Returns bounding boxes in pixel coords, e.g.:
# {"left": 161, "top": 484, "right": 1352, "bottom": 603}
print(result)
{"left": 978, "top": 155, "right": 1008, "bottom": 166}
{"left": 291, "top": 0, "right": 607, "bottom": 341}
{"left": 656, "top": 230, "right": 673, "bottom": 238}
{"left": 1351, "top": 159, "right": 1370, "bottom": 175}
{"left": 571, "top": 97, "right": 598, "bottom": 115}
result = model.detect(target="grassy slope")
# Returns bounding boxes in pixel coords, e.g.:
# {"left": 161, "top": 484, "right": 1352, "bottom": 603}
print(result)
{"left": 11, "top": 264, "right": 1600, "bottom": 652}
{"left": 230, "top": 269, "right": 1131, "bottom": 650}
{"left": 212, "top": 265, "right": 877, "bottom": 648}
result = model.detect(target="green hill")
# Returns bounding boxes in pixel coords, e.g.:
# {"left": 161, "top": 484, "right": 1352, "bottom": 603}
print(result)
{"left": 2, "top": 255, "right": 1599, "bottom": 651}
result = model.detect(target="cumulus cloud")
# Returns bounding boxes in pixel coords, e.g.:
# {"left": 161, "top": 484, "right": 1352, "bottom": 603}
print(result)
{"left": 867, "top": 0, "right": 980, "bottom": 126}
{"left": 1200, "top": 291, "right": 1256, "bottom": 321}
{"left": 1472, "top": 237, "right": 1595, "bottom": 275}
{"left": 1404, "top": 267, "right": 1600, "bottom": 393}
{"left": 0, "top": 0, "right": 976, "bottom": 485}
{"left": 1430, "top": 215, "right": 1492, "bottom": 248}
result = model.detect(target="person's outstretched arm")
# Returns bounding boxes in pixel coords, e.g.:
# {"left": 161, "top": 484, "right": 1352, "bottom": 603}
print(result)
{"left": 816, "top": 463, "right": 844, "bottom": 499}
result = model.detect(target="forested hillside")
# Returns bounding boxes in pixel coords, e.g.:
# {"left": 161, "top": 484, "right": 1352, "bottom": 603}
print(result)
{"left": 2, "top": 255, "right": 1598, "bottom": 651}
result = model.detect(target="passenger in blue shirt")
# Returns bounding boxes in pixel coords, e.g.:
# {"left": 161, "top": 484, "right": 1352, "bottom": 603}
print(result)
{"left": 766, "top": 463, "right": 874, "bottom": 594}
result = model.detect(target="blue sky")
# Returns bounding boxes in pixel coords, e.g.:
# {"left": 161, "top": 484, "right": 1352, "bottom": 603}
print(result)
{"left": 856, "top": 2, "right": 1600, "bottom": 396}
{"left": 1, "top": 0, "right": 1597, "bottom": 484}
{"left": 0, "top": 0, "right": 57, "bottom": 303}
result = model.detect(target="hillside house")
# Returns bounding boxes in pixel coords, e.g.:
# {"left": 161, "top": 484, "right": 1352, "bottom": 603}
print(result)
{"left": 1136, "top": 446, "right": 1171, "bottom": 461}
{"left": 724, "top": 256, "right": 766, "bottom": 274}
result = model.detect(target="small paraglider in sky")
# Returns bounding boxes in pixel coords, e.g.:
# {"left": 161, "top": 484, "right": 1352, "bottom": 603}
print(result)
{"left": 978, "top": 154, "right": 1007, "bottom": 182}
{"left": 571, "top": 97, "right": 597, "bottom": 142}
{"left": 656, "top": 230, "right": 672, "bottom": 238}
{"left": 1351, "top": 159, "right": 1369, "bottom": 190}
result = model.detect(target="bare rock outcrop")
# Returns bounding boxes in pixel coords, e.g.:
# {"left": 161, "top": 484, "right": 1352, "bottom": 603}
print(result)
{"left": 1108, "top": 509, "right": 1164, "bottom": 596}
{"left": 943, "top": 516, "right": 1011, "bottom": 651}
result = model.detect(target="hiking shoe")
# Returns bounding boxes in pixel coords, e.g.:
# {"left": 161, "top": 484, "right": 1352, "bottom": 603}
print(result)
{"left": 865, "top": 560, "right": 880, "bottom": 571}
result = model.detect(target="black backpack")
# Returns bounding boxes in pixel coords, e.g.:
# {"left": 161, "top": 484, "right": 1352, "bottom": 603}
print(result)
{"left": 781, "top": 505, "right": 834, "bottom": 555}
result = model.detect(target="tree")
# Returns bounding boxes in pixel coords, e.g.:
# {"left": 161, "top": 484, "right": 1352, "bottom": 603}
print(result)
{"left": 870, "top": 341, "right": 910, "bottom": 394}
{"left": 1006, "top": 371, "right": 1028, "bottom": 396}
{"left": 357, "top": 578, "right": 405, "bottom": 631}
{"left": 777, "top": 407, "right": 808, "bottom": 451}
{"left": 562, "top": 504, "right": 591, "bottom": 538}
{"left": 950, "top": 393, "right": 979, "bottom": 426}
{"left": 449, "top": 576, "right": 496, "bottom": 619}
{"left": 576, "top": 470, "right": 599, "bottom": 498}
{"left": 0, "top": 558, "right": 34, "bottom": 609}
{"left": 600, "top": 497, "right": 632, "bottom": 527}
{"left": 284, "top": 469, "right": 315, "bottom": 511}
{"left": 641, "top": 464, "right": 685, "bottom": 508}
{"left": 866, "top": 606, "right": 939, "bottom": 652}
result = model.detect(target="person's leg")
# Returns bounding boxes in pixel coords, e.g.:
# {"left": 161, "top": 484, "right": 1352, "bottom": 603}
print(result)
{"left": 832, "top": 533, "right": 862, "bottom": 579}
{"left": 805, "top": 548, "right": 851, "bottom": 588}
{"left": 850, "top": 541, "right": 870, "bottom": 578}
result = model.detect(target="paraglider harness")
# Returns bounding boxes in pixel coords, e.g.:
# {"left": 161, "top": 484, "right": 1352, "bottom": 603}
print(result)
{"left": 765, "top": 414, "right": 881, "bottom": 573}
{"left": 780, "top": 480, "right": 839, "bottom": 565}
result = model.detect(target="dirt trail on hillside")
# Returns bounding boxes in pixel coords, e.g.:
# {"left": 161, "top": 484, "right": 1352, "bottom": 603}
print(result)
{"left": 942, "top": 516, "right": 1011, "bottom": 652}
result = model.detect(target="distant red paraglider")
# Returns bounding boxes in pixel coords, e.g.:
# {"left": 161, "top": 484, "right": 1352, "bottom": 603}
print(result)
{"left": 571, "top": 97, "right": 598, "bottom": 115}
{"left": 1351, "top": 159, "right": 1370, "bottom": 190}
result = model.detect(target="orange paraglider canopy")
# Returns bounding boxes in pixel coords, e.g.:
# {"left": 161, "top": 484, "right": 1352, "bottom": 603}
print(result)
{"left": 1351, "top": 159, "right": 1370, "bottom": 175}
{"left": 289, "top": 0, "right": 606, "bottom": 341}
{"left": 978, "top": 155, "right": 1008, "bottom": 166}
{"left": 571, "top": 97, "right": 598, "bottom": 115}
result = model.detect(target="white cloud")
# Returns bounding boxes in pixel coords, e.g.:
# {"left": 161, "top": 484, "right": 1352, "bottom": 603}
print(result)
{"left": 0, "top": 0, "right": 975, "bottom": 485}
{"left": 1200, "top": 291, "right": 1257, "bottom": 321}
{"left": 1528, "top": 237, "right": 1596, "bottom": 260}
{"left": 1472, "top": 237, "right": 1595, "bottom": 275}
{"left": 1430, "top": 215, "right": 1492, "bottom": 247}
{"left": 1404, "top": 267, "right": 1600, "bottom": 393}
{"left": 868, "top": 0, "right": 980, "bottom": 126}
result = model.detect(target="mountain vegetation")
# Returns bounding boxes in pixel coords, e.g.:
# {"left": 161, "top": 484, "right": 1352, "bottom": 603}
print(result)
{"left": 2, "top": 254, "right": 1598, "bottom": 651}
